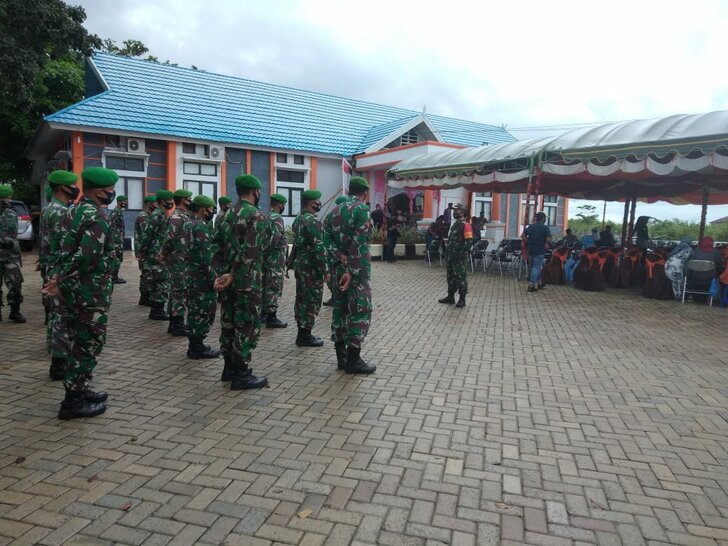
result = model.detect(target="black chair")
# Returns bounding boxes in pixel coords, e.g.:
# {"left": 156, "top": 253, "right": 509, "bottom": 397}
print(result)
{"left": 469, "top": 240, "right": 489, "bottom": 272}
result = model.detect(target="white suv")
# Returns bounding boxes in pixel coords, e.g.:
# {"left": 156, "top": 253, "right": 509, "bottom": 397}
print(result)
{"left": 10, "top": 200, "right": 34, "bottom": 251}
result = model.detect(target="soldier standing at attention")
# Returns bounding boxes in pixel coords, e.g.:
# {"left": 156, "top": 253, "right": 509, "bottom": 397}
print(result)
{"left": 134, "top": 195, "right": 157, "bottom": 306}
{"left": 213, "top": 174, "right": 268, "bottom": 390}
{"left": 184, "top": 195, "right": 221, "bottom": 359}
{"left": 0, "top": 184, "right": 26, "bottom": 323}
{"left": 159, "top": 188, "right": 193, "bottom": 336}
{"left": 262, "top": 193, "right": 288, "bottom": 328}
{"left": 214, "top": 196, "right": 232, "bottom": 231}
{"left": 322, "top": 194, "right": 349, "bottom": 307}
{"left": 142, "top": 189, "right": 174, "bottom": 321}
{"left": 110, "top": 195, "right": 128, "bottom": 284}
{"left": 43, "top": 167, "right": 118, "bottom": 420}
{"left": 288, "top": 189, "right": 330, "bottom": 347}
{"left": 40, "top": 170, "right": 79, "bottom": 379}
{"left": 438, "top": 203, "right": 472, "bottom": 308}
{"left": 327, "top": 177, "right": 376, "bottom": 374}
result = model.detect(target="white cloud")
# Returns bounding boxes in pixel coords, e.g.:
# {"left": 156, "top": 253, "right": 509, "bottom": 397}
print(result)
{"left": 75, "top": 0, "right": 728, "bottom": 221}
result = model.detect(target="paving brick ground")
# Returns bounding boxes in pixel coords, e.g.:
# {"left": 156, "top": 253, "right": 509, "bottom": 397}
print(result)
{"left": 1, "top": 253, "right": 728, "bottom": 545}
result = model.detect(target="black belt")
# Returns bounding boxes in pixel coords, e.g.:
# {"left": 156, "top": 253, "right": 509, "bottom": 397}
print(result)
{"left": 0, "top": 242, "right": 14, "bottom": 250}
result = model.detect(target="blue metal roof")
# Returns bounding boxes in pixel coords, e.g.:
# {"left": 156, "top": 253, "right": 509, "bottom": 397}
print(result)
{"left": 46, "top": 53, "right": 515, "bottom": 156}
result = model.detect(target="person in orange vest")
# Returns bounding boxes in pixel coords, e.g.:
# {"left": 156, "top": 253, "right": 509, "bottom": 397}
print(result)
{"left": 438, "top": 203, "right": 472, "bottom": 308}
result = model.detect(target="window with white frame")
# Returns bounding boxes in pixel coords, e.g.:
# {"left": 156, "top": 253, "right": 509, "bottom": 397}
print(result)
{"left": 183, "top": 161, "right": 217, "bottom": 176}
{"left": 473, "top": 192, "right": 493, "bottom": 221}
{"left": 184, "top": 180, "right": 217, "bottom": 202}
{"left": 543, "top": 195, "right": 558, "bottom": 226}
{"left": 275, "top": 157, "right": 309, "bottom": 217}
{"left": 277, "top": 187, "right": 303, "bottom": 217}
{"left": 104, "top": 151, "right": 148, "bottom": 210}
{"left": 112, "top": 177, "right": 144, "bottom": 210}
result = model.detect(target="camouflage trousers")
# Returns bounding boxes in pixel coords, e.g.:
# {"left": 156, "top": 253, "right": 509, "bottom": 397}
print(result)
{"left": 139, "top": 262, "right": 153, "bottom": 300}
{"left": 0, "top": 256, "right": 23, "bottom": 305}
{"left": 64, "top": 306, "right": 108, "bottom": 391}
{"left": 43, "top": 273, "right": 73, "bottom": 358}
{"left": 166, "top": 264, "right": 188, "bottom": 318}
{"left": 147, "top": 261, "right": 170, "bottom": 305}
{"left": 446, "top": 256, "right": 468, "bottom": 294}
{"left": 219, "top": 289, "right": 261, "bottom": 365}
{"left": 112, "top": 248, "right": 123, "bottom": 280}
{"left": 294, "top": 270, "right": 323, "bottom": 329}
{"left": 188, "top": 276, "right": 216, "bottom": 338}
{"left": 330, "top": 263, "right": 372, "bottom": 348}
{"left": 262, "top": 264, "right": 285, "bottom": 314}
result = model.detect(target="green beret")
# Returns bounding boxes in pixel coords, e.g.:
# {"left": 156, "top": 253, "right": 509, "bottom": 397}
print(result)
{"left": 116, "top": 195, "right": 128, "bottom": 202}
{"left": 156, "top": 189, "right": 174, "bottom": 200}
{"left": 0, "top": 184, "right": 13, "bottom": 198}
{"left": 173, "top": 189, "right": 193, "bottom": 199}
{"left": 218, "top": 196, "right": 232, "bottom": 205}
{"left": 193, "top": 195, "right": 215, "bottom": 208}
{"left": 235, "top": 174, "right": 262, "bottom": 190}
{"left": 48, "top": 170, "right": 78, "bottom": 186}
{"left": 270, "top": 193, "right": 287, "bottom": 204}
{"left": 82, "top": 167, "right": 118, "bottom": 189}
{"left": 349, "top": 176, "right": 369, "bottom": 190}
{"left": 143, "top": 195, "right": 158, "bottom": 203}
{"left": 45, "top": 186, "right": 53, "bottom": 200}
{"left": 335, "top": 195, "right": 348, "bottom": 205}
{"left": 302, "top": 189, "right": 321, "bottom": 200}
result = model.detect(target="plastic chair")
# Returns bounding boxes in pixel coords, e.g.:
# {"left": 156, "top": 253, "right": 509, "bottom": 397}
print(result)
{"left": 426, "top": 239, "right": 443, "bottom": 267}
{"left": 682, "top": 260, "right": 716, "bottom": 306}
{"left": 469, "top": 240, "right": 489, "bottom": 272}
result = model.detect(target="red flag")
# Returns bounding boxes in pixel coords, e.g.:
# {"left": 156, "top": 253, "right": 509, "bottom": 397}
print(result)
{"left": 342, "top": 158, "right": 352, "bottom": 175}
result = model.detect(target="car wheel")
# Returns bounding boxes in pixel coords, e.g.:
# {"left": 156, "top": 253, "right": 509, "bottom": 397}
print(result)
{"left": 20, "top": 240, "right": 34, "bottom": 251}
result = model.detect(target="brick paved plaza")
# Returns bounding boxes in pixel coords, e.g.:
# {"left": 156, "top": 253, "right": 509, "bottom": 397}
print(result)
{"left": 1, "top": 255, "right": 728, "bottom": 546}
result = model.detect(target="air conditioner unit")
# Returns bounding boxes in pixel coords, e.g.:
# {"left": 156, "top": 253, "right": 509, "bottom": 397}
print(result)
{"left": 207, "top": 145, "right": 224, "bottom": 161}
{"left": 127, "top": 138, "right": 145, "bottom": 154}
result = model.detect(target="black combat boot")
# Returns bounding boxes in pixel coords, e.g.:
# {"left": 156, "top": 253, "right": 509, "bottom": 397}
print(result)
{"left": 169, "top": 316, "right": 188, "bottom": 336}
{"left": 187, "top": 336, "right": 221, "bottom": 359}
{"left": 345, "top": 347, "right": 376, "bottom": 375}
{"left": 322, "top": 298, "right": 333, "bottom": 307}
{"left": 220, "top": 353, "right": 232, "bottom": 381}
{"left": 335, "top": 342, "right": 347, "bottom": 370}
{"left": 58, "top": 389, "right": 107, "bottom": 420}
{"left": 455, "top": 291, "right": 466, "bottom": 308}
{"left": 438, "top": 291, "right": 456, "bottom": 304}
{"left": 44, "top": 307, "right": 49, "bottom": 325}
{"left": 296, "top": 327, "right": 324, "bottom": 347}
{"left": 79, "top": 389, "right": 108, "bottom": 403}
{"left": 265, "top": 312, "right": 288, "bottom": 329}
{"left": 49, "top": 357, "right": 65, "bottom": 381}
{"left": 138, "top": 294, "right": 150, "bottom": 306}
{"left": 230, "top": 355, "right": 268, "bottom": 390}
{"left": 149, "top": 305, "right": 169, "bottom": 320}
{"left": 114, "top": 277, "right": 127, "bottom": 284}
{"left": 8, "top": 304, "right": 26, "bottom": 323}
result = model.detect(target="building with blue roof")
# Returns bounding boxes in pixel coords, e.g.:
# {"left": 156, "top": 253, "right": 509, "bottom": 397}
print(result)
{"left": 29, "top": 53, "right": 567, "bottom": 238}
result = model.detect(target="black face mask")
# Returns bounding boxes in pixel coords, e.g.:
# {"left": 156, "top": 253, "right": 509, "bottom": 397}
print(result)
{"left": 254, "top": 193, "right": 261, "bottom": 207}
{"left": 100, "top": 190, "right": 116, "bottom": 205}
{"left": 162, "top": 201, "right": 174, "bottom": 210}
{"left": 0, "top": 201, "right": 9, "bottom": 209}
{"left": 312, "top": 203, "right": 321, "bottom": 213}
{"left": 205, "top": 210, "right": 215, "bottom": 222}
{"left": 64, "top": 185, "right": 80, "bottom": 201}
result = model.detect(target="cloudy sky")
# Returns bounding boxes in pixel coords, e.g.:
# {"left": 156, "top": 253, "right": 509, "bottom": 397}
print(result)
{"left": 76, "top": 0, "right": 728, "bottom": 222}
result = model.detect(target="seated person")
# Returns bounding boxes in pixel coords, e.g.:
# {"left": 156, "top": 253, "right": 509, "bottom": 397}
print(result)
{"left": 425, "top": 221, "right": 439, "bottom": 247}
{"left": 580, "top": 228, "right": 599, "bottom": 249}
{"left": 470, "top": 216, "right": 481, "bottom": 242}
{"left": 560, "top": 228, "right": 579, "bottom": 248}
{"left": 599, "top": 225, "right": 616, "bottom": 248}
{"left": 692, "top": 236, "right": 724, "bottom": 272}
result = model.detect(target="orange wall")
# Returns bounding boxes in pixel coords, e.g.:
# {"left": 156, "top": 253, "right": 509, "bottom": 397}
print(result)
{"left": 491, "top": 193, "right": 501, "bottom": 221}
{"left": 72, "top": 132, "right": 83, "bottom": 190}
{"left": 166, "top": 142, "right": 176, "bottom": 191}
{"left": 423, "top": 190, "right": 433, "bottom": 218}
{"left": 246, "top": 150, "right": 252, "bottom": 174}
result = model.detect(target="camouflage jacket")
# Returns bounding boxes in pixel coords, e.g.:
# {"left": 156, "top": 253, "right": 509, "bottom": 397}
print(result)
{"left": 213, "top": 198, "right": 265, "bottom": 293}
{"left": 109, "top": 207, "right": 125, "bottom": 256}
{"left": 0, "top": 205, "right": 19, "bottom": 259}
{"left": 291, "top": 211, "right": 327, "bottom": 276}
{"left": 134, "top": 211, "right": 149, "bottom": 259}
{"left": 446, "top": 219, "right": 472, "bottom": 260}
{"left": 263, "top": 211, "right": 287, "bottom": 272}
{"left": 185, "top": 216, "right": 215, "bottom": 289}
{"left": 39, "top": 198, "right": 68, "bottom": 271}
{"left": 160, "top": 208, "right": 190, "bottom": 262}
{"left": 50, "top": 197, "right": 115, "bottom": 308}
{"left": 322, "top": 198, "right": 351, "bottom": 267}
{"left": 140, "top": 207, "right": 168, "bottom": 259}
{"left": 326, "top": 196, "right": 371, "bottom": 283}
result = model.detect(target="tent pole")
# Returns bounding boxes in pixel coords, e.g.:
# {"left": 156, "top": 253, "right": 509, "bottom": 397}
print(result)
{"left": 699, "top": 186, "right": 710, "bottom": 240}
{"left": 627, "top": 195, "right": 637, "bottom": 242}
{"left": 602, "top": 201, "right": 607, "bottom": 228}
{"left": 620, "top": 198, "right": 630, "bottom": 247}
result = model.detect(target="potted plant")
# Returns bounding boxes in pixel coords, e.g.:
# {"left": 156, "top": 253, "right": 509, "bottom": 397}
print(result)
{"left": 369, "top": 227, "right": 384, "bottom": 259}
{"left": 399, "top": 226, "right": 424, "bottom": 259}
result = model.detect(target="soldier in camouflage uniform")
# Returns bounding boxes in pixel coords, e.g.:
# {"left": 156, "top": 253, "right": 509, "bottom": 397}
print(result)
{"left": 262, "top": 193, "right": 288, "bottom": 328}
{"left": 43, "top": 167, "right": 119, "bottom": 420}
{"left": 214, "top": 195, "right": 232, "bottom": 232}
{"left": 322, "top": 195, "right": 349, "bottom": 307}
{"left": 184, "top": 195, "right": 221, "bottom": 359}
{"left": 159, "top": 188, "right": 193, "bottom": 336}
{"left": 39, "top": 170, "right": 79, "bottom": 379}
{"left": 213, "top": 174, "right": 268, "bottom": 390}
{"left": 287, "top": 189, "right": 330, "bottom": 347}
{"left": 0, "top": 184, "right": 26, "bottom": 323}
{"left": 134, "top": 195, "right": 157, "bottom": 306}
{"left": 325, "top": 178, "right": 376, "bottom": 374}
{"left": 110, "top": 195, "right": 128, "bottom": 284}
{"left": 438, "top": 203, "right": 472, "bottom": 308}
{"left": 140, "top": 189, "right": 174, "bottom": 320}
